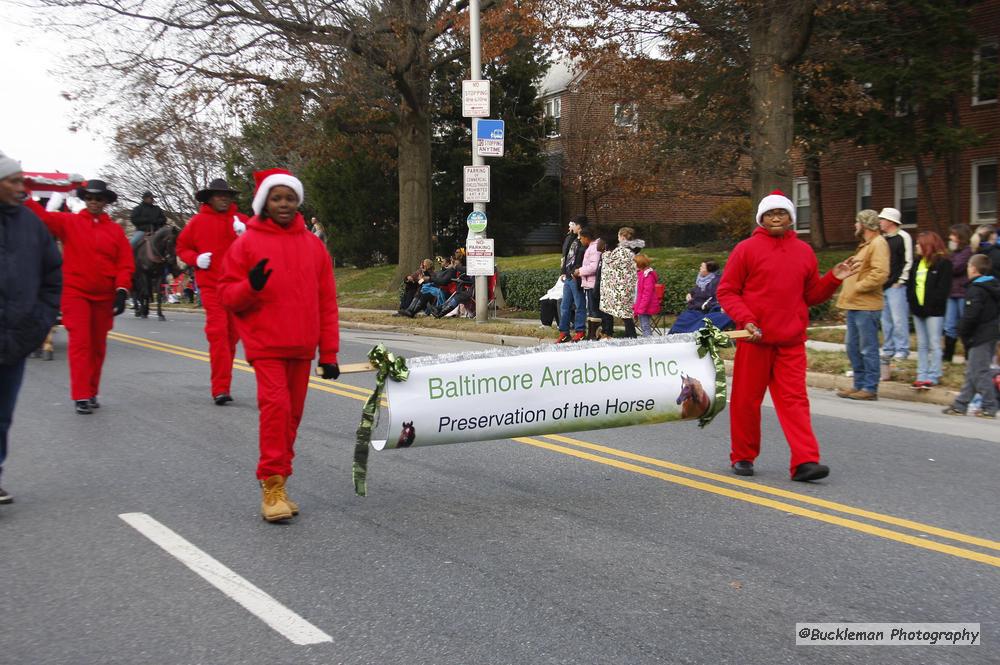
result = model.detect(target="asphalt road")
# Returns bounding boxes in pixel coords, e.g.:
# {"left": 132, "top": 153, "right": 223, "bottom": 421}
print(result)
{"left": 1, "top": 311, "right": 997, "bottom": 665}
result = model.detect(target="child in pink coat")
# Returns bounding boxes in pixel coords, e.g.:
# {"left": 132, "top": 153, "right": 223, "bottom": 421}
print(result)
{"left": 633, "top": 254, "right": 659, "bottom": 336}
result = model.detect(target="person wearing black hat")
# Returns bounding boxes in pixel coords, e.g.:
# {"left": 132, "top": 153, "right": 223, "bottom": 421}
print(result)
{"left": 25, "top": 179, "right": 134, "bottom": 414}
{"left": 177, "top": 178, "right": 249, "bottom": 404}
{"left": 129, "top": 190, "right": 167, "bottom": 250}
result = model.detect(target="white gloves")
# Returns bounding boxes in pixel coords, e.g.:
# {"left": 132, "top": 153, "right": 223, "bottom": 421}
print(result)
{"left": 196, "top": 252, "right": 212, "bottom": 269}
{"left": 233, "top": 218, "right": 246, "bottom": 235}
{"left": 45, "top": 192, "right": 65, "bottom": 212}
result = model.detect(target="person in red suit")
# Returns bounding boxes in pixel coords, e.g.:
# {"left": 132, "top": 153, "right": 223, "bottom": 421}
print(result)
{"left": 25, "top": 180, "right": 133, "bottom": 415}
{"left": 219, "top": 169, "right": 339, "bottom": 522}
{"left": 717, "top": 190, "right": 858, "bottom": 482}
{"left": 176, "top": 179, "right": 249, "bottom": 405}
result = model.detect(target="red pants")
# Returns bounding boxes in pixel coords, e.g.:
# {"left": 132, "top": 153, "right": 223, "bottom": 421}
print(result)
{"left": 62, "top": 294, "right": 115, "bottom": 401}
{"left": 729, "top": 341, "right": 821, "bottom": 475}
{"left": 253, "top": 358, "right": 311, "bottom": 480}
{"left": 200, "top": 286, "right": 239, "bottom": 396}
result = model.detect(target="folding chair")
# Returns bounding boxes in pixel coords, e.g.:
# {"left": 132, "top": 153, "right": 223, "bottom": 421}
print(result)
{"left": 650, "top": 283, "right": 670, "bottom": 335}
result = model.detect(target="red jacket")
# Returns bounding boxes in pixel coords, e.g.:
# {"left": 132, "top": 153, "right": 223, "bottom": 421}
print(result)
{"left": 25, "top": 198, "right": 133, "bottom": 300}
{"left": 633, "top": 268, "right": 660, "bottom": 316}
{"left": 718, "top": 227, "right": 841, "bottom": 346}
{"left": 177, "top": 204, "right": 249, "bottom": 288}
{"left": 219, "top": 213, "right": 339, "bottom": 363}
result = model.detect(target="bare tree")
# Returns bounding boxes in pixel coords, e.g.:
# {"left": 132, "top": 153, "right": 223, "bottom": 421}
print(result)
{"left": 31, "top": 0, "right": 512, "bottom": 278}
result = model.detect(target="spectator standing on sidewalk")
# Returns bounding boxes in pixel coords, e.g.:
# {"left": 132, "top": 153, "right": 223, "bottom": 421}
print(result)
{"left": 0, "top": 150, "right": 62, "bottom": 504}
{"left": 943, "top": 224, "right": 973, "bottom": 362}
{"left": 836, "top": 209, "right": 890, "bottom": 401}
{"left": 942, "top": 254, "right": 999, "bottom": 419}
{"left": 878, "top": 208, "right": 913, "bottom": 362}
{"left": 906, "top": 232, "right": 952, "bottom": 389}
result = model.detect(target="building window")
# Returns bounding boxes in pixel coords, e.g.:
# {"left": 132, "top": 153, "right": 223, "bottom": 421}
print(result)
{"left": 972, "top": 160, "right": 998, "bottom": 223}
{"left": 613, "top": 102, "right": 638, "bottom": 131}
{"left": 857, "top": 172, "right": 872, "bottom": 211}
{"left": 544, "top": 97, "right": 561, "bottom": 137}
{"left": 974, "top": 40, "right": 998, "bottom": 105}
{"left": 895, "top": 168, "right": 918, "bottom": 226}
{"left": 793, "top": 178, "right": 809, "bottom": 232}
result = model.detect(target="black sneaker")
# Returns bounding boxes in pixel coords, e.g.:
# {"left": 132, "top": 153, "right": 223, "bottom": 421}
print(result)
{"left": 732, "top": 460, "right": 754, "bottom": 476}
{"left": 792, "top": 462, "right": 830, "bottom": 482}
{"left": 0, "top": 488, "right": 12, "bottom": 504}
{"left": 89, "top": 397, "right": 100, "bottom": 409}
{"left": 75, "top": 400, "right": 93, "bottom": 415}
{"left": 941, "top": 407, "right": 965, "bottom": 416}
{"left": 213, "top": 394, "right": 233, "bottom": 406}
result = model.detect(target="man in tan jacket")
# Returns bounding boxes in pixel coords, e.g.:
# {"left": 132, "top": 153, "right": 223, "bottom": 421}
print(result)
{"left": 836, "top": 209, "right": 890, "bottom": 400}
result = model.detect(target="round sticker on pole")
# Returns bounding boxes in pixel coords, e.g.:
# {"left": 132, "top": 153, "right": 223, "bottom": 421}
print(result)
{"left": 466, "top": 210, "right": 487, "bottom": 233}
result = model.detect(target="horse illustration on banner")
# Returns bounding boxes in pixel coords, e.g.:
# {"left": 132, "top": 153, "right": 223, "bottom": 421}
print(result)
{"left": 676, "top": 373, "right": 710, "bottom": 420}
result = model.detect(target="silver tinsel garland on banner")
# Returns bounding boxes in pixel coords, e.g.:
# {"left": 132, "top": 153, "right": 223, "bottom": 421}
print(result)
{"left": 406, "top": 333, "right": 700, "bottom": 369}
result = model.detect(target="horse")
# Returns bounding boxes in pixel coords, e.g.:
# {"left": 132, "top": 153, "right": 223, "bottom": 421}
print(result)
{"left": 676, "top": 373, "right": 711, "bottom": 420}
{"left": 396, "top": 421, "right": 416, "bottom": 448}
{"left": 133, "top": 225, "right": 181, "bottom": 321}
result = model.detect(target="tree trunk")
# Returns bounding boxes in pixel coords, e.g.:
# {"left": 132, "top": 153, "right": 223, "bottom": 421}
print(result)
{"left": 805, "top": 153, "right": 826, "bottom": 249}
{"left": 913, "top": 154, "right": 945, "bottom": 236}
{"left": 747, "top": 2, "right": 816, "bottom": 204}
{"left": 395, "top": 103, "right": 434, "bottom": 284}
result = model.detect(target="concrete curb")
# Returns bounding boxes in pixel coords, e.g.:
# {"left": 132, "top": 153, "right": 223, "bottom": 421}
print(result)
{"left": 165, "top": 305, "right": 959, "bottom": 407}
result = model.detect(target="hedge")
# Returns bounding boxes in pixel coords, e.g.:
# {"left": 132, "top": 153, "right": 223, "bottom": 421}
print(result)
{"left": 500, "top": 264, "right": 839, "bottom": 322}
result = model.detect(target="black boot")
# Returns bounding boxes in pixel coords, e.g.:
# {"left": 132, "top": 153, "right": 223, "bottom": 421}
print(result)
{"left": 586, "top": 319, "right": 601, "bottom": 341}
{"left": 400, "top": 293, "right": 429, "bottom": 318}
{"left": 943, "top": 336, "right": 957, "bottom": 363}
{"left": 433, "top": 301, "right": 457, "bottom": 318}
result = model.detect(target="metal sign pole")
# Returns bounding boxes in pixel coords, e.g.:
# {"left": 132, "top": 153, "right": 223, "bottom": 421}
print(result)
{"left": 469, "top": 0, "right": 487, "bottom": 323}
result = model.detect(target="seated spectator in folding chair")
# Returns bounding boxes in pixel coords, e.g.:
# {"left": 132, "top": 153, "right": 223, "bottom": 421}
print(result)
{"left": 397, "top": 258, "right": 433, "bottom": 313}
{"left": 432, "top": 269, "right": 475, "bottom": 318}
{"left": 669, "top": 260, "right": 734, "bottom": 333}
{"left": 459, "top": 269, "right": 498, "bottom": 318}
{"left": 399, "top": 257, "right": 456, "bottom": 317}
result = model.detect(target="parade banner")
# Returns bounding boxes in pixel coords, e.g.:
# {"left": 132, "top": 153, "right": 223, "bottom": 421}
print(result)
{"left": 352, "top": 325, "right": 732, "bottom": 496}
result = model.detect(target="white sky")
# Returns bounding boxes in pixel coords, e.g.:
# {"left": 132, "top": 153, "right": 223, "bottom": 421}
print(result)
{"left": 1, "top": 3, "right": 112, "bottom": 178}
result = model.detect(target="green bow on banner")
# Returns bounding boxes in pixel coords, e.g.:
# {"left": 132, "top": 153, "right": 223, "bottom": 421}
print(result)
{"left": 693, "top": 321, "right": 732, "bottom": 428}
{"left": 353, "top": 344, "right": 409, "bottom": 496}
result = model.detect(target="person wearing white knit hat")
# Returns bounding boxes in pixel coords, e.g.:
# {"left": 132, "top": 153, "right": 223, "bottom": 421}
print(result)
{"left": 219, "top": 168, "right": 339, "bottom": 522}
{"left": 718, "top": 190, "right": 858, "bottom": 483}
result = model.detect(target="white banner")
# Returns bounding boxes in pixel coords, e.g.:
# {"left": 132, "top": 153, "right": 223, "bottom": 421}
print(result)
{"left": 372, "top": 336, "right": 719, "bottom": 450}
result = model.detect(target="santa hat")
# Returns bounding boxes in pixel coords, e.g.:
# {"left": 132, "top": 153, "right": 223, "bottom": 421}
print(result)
{"left": 251, "top": 168, "right": 304, "bottom": 216}
{"left": 755, "top": 189, "right": 796, "bottom": 227}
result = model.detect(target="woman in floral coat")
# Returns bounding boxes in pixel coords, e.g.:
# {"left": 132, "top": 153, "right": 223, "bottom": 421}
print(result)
{"left": 599, "top": 226, "right": 644, "bottom": 337}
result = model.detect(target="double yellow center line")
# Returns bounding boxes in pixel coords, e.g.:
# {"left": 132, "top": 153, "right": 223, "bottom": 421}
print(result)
{"left": 108, "top": 330, "right": 1000, "bottom": 568}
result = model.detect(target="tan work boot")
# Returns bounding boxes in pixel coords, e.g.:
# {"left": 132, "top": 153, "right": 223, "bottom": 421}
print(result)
{"left": 847, "top": 390, "right": 878, "bottom": 401}
{"left": 835, "top": 388, "right": 857, "bottom": 399}
{"left": 260, "top": 475, "right": 294, "bottom": 522}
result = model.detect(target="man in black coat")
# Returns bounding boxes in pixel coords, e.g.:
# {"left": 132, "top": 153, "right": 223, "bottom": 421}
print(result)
{"left": 0, "top": 150, "right": 63, "bottom": 503}
{"left": 129, "top": 190, "right": 167, "bottom": 249}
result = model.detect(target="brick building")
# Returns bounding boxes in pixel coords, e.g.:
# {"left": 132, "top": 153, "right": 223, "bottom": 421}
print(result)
{"left": 540, "top": 2, "right": 1000, "bottom": 247}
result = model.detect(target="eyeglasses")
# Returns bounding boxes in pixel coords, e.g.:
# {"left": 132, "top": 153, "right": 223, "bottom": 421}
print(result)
{"left": 762, "top": 210, "right": 790, "bottom": 219}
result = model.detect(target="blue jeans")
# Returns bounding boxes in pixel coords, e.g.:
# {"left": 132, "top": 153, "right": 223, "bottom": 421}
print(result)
{"left": 559, "top": 278, "right": 586, "bottom": 333}
{"left": 912, "top": 316, "right": 944, "bottom": 383}
{"left": 130, "top": 230, "right": 146, "bottom": 250}
{"left": 846, "top": 309, "right": 882, "bottom": 393}
{"left": 880, "top": 286, "right": 910, "bottom": 358}
{"left": 637, "top": 314, "right": 653, "bottom": 337}
{"left": 0, "top": 359, "right": 27, "bottom": 483}
{"left": 944, "top": 297, "right": 965, "bottom": 339}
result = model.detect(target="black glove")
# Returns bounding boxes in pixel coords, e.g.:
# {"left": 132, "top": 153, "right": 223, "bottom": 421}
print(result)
{"left": 248, "top": 258, "right": 272, "bottom": 291}
{"left": 112, "top": 289, "right": 128, "bottom": 316}
{"left": 319, "top": 363, "right": 340, "bottom": 380}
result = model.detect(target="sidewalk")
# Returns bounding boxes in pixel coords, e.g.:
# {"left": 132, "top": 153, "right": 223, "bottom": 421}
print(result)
{"left": 335, "top": 308, "right": 964, "bottom": 408}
